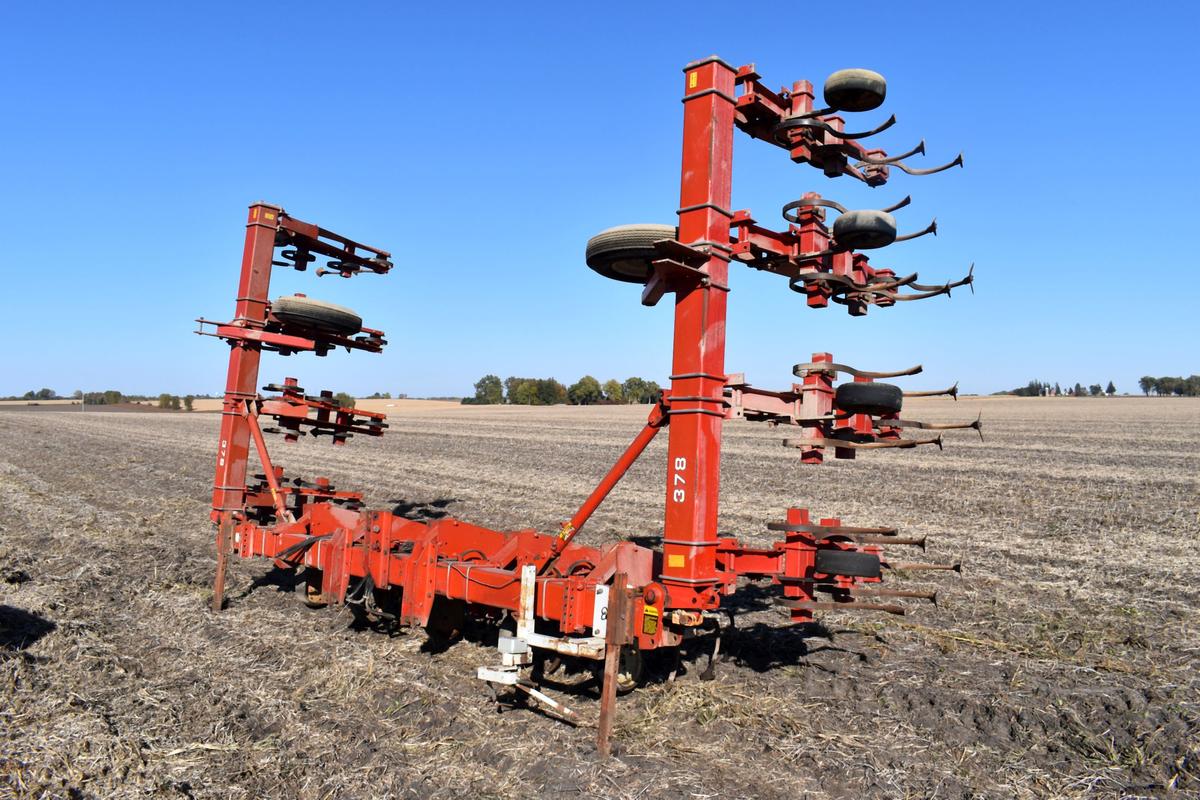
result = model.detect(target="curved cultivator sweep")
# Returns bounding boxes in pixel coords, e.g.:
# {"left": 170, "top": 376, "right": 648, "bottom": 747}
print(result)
{"left": 200, "top": 56, "right": 981, "bottom": 753}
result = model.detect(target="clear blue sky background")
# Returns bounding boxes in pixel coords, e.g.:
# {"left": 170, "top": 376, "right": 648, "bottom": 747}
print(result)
{"left": 1, "top": 1, "right": 1196, "bottom": 398}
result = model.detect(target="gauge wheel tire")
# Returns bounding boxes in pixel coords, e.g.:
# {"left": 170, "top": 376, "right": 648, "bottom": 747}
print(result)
{"left": 832, "top": 210, "right": 897, "bottom": 250}
{"left": 616, "top": 647, "right": 643, "bottom": 694}
{"left": 824, "top": 68, "right": 887, "bottom": 112}
{"left": 835, "top": 382, "right": 903, "bottom": 416}
{"left": 272, "top": 295, "right": 362, "bottom": 336}
{"left": 585, "top": 224, "right": 677, "bottom": 283}
{"left": 586, "top": 646, "right": 644, "bottom": 694}
{"left": 814, "top": 548, "right": 882, "bottom": 579}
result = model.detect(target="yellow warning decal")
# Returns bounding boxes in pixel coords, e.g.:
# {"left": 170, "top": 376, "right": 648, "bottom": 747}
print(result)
{"left": 688, "top": 71, "right": 698, "bottom": 89}
{"left": 667, "top": 553, "right": 685, "bottom": 568}
{"left": 265, "top": 212, "right": 276, "bottom": 221}
{"left": 642, "top": 605, "right": 660, "bottom": 636}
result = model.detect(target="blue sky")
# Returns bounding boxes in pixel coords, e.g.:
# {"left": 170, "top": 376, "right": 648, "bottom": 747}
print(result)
{"left": 1, "top": 1, "right": 1195, "bottom": 398}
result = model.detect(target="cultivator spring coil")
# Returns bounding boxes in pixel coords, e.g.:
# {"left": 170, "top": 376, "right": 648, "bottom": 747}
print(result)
{"left": 201, "top": 57, "right": 981, "bottom": 753}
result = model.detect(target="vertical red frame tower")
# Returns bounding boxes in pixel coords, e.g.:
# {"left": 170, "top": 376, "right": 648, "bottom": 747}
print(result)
{"left": 660, "top": 58, "right": 737, "bottom": 609}
{"left": 210, "top": 203, "right": 283, "bottom": 607}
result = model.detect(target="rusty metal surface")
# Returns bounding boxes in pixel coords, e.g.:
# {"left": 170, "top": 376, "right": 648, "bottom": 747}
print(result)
{"left": 597, "top": 572, "right": 631, "bottom": 758}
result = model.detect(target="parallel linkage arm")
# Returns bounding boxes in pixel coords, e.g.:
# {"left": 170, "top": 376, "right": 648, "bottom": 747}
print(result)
{"left": 733, "top": 66, "right": 890, "bottom": 184}
{"left": 275, "top": 213, "right": 394, "bottom": 277}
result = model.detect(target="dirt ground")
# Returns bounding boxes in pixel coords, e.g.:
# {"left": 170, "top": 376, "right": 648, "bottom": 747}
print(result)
{"left": 1, "top": 397, "right": 1196, "bottom": 799}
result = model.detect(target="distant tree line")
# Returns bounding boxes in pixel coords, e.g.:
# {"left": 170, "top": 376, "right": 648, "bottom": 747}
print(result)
{"left": 1005, "top": 380, "right": 1118, "bottom": 397}
{"left": 0, "top": 387, "right": 214, "bottom": 410}
{"left": 464, "top": 375, "right": 662, "bottom": 405}
{"left": 82, "top": 390, "right": 124, "bottom": 404}
{"left": 1138, "top": 375, "right": 1200, "bottom": 396}
{"left": 0, "top": 388, "right": 119, "bottom": 403}
{"left": 364, "top": 392, "right": 410, "bottom": 399}
{"left": 14, "top": 388, "right": 60, "bottom": 400}
{"left": 155, "top": 394, "right": 199, "bottom": 411}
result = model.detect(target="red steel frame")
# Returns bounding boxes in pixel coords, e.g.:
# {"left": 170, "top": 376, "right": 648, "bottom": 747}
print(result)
{"left": 204, "top": 56, "right": 972, "bottom": 734}
{"left": 660, "top": 58, "right": 737, "bottom": 610}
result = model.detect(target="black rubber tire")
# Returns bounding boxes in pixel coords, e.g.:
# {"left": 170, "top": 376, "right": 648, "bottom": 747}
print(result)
{"left": 823, "top": 68, "right": 887, "bottom": 113}
{"left": 815, "top": 548, "right": 882, "bottom": 579}
{"left": 835, "top": 382, "right": 903, "bottom": 416}
{"left": 585, "top": 224, "right": 677, "bottom": 283}
{"left": 616, "top": 647, "right": 643, "bottom": 694}
{"left": 272, "top": 295, "right": 362, "bottom": 336}
{"left": 832, "top": 210, "right": 897, "bottom": 250}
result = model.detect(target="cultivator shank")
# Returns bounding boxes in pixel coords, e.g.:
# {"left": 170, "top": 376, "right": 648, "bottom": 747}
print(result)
{"left": 203, "top": 55, "right": 981, "bottom": 752}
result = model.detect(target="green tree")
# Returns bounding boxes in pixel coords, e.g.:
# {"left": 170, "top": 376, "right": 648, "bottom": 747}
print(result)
{"left": 621, "top": 377, "right": 648, "bottom": 404}
{"left": 1088, "top": 384, "right": 1102, "bottom": 397}
{"left": 1105, "top": 381, "right": 1116, "bottom": 396}
{"left": 505, "top": 377, "right": 538, "bottom": 405}
{"left": 504, "top": 377, "right": 531, "bottom": 404}
{"left": 72, "top": 389, "right": 83, "bottom": 400}
{"left": 644, "top": 380, "right": 661, "bottom": 401}
{"left": 471, "top": 374, "right": 503, "bottom": 405}
{"left": 35, "top": 388, "right": 56, "bottom": 400}
{"left": 535, "top": 379, "right": 568, "bottom": 405}
{"left": 602, "top": 379, "right": 624, "bottom": 404}
{"left": 1138, "top": 376, "right": 1156, "bottom": 396}
{"left": 158, "top": 393, "right": 174, "bottom": 409}
{"left": 82, "top": 390, "right": 119, "bottom": 405}
{"left": 333, "top": 392, "right": 356, "bottom": 408}
{"left": 516, "top": 382, "right": 540, "bottom": 404}
{"left": 1073, "top": 383, "right": 1086, "bottom": 397}
{"left": 501, "top": 377, "right": 570, "bottom": 405}
{"left": 183, "top": 395, "right": 195, "bottom": 411}
{"left": 568, "top": 376, "right": 603, "bottom": 405}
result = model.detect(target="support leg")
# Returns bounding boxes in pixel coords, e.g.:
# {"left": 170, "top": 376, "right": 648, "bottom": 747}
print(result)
{"left": 597, "top": 572, "right": 629, "bottom": 757}
{"left": 211, "top": 515, "right": 234, "bottom": 611}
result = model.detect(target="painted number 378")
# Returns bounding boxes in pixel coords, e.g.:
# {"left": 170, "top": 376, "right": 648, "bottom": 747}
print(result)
{"left": 671, "top": 457, "right": 687, "bottom": 503}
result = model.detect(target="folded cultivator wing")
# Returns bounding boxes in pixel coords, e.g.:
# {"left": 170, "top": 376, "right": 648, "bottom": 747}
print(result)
{"left": 201, "top": 56, "right": 980, "bottom": 753}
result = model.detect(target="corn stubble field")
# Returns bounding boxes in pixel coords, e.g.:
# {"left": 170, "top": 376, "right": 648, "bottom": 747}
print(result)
{"left": 1, "top": 397, "right": 1197, "bottom": 799}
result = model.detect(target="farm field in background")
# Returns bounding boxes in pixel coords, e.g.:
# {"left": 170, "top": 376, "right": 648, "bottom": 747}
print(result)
{"left": 1, "top": 397, "right": 1197, "bottom": 799}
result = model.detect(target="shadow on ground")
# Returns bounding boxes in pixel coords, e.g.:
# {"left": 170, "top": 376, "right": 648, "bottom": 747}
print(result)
{"left": 0, "top": 604, "right": 56, "bottom": 652}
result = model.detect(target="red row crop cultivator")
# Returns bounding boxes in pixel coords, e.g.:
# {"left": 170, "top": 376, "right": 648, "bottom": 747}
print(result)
{"left": 201, "top": 56, "right": 981, "bottom": 752}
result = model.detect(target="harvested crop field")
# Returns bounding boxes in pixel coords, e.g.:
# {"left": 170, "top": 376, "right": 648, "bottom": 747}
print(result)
{"left": 1, "top": 397, "right": 1197, "bottom": 799}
